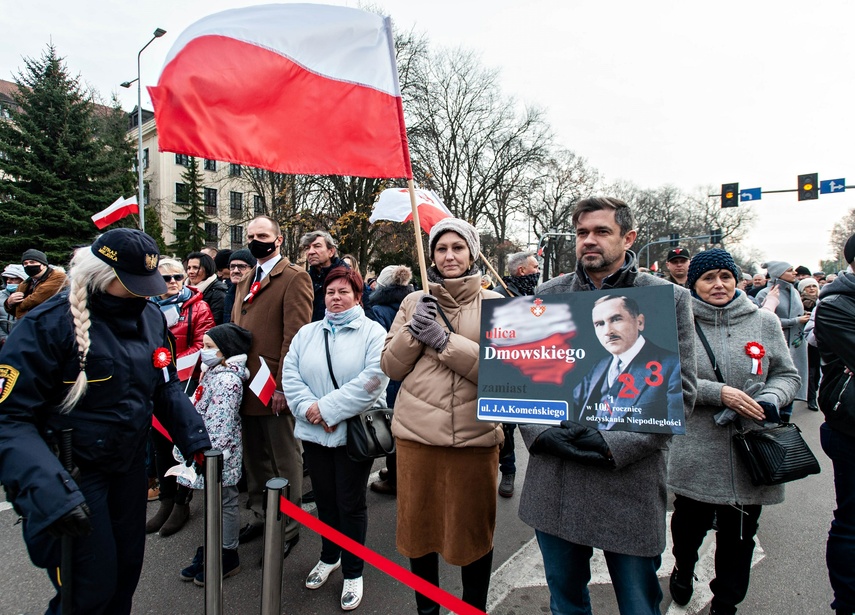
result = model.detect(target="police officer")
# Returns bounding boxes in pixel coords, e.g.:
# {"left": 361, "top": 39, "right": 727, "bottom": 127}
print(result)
{"left": 0, "top": 228, "right": 212, "bottom": 615}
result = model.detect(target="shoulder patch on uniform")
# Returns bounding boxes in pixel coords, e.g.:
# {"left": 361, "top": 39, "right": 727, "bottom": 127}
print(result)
{"left": 0, "top": 364, "right": 20, "bottom": 403}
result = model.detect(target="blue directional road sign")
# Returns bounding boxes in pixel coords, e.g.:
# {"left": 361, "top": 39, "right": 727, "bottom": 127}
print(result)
{"left": 740, "top": 187, "right": 761, "bottom": 201}
{"left": 820, "top": 179, "right": 846, "bottom": 194}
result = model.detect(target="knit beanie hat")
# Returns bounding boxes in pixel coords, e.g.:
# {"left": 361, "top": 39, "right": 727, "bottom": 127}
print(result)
{"left": 207, "top": 323, "right": 253, "bottom": 359}
{"left": 229, "top": 248, "right": 257, "bottom": 268}
{"left": 844, "top": 233, "right": 855, "bottom": 264}
{"left": 214, "top": 249, "right": 233, "bottom": 270}
{"left": 21, "top": 249, "right": 48, "bottom": 266}
{"left": 795, "top": 265, "right": 812, "bottom": 277}
{"left": 797, "top": 277, "right": 819, "bottom": 293}
{"left": 376, "top": 265, "right": 413, "bottom": 288}
{"left": 686, "top": 248, "right": 741, "bottom": 290}
{"left": 762, "top": 260, "right": 792, "bottom": 280}
{"left": 428, "top": 218, "right": 480, "bottom": 262}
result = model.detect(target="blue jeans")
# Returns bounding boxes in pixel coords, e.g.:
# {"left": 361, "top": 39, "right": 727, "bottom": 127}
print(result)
{"left": 821, "top": 423, "right": 855, "bottom": 613}
{"left": 535, "top": 530, "right": 663, "bottom": 615}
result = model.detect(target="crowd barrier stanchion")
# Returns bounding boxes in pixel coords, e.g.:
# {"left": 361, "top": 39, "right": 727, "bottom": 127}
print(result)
{"left": 204, "top": 449, "right": 224, "bottom": 615}
{"left": 260, "top": 477, "right": 289, "bottom": 615}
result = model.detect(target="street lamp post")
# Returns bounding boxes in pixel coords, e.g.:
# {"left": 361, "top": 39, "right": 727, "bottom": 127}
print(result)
{"left": 121, "top": 27, "right": 166, "bottom": 235}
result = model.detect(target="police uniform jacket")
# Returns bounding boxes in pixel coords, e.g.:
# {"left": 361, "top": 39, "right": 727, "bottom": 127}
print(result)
{"left": 0, "top": 292, "right": 211, "bottom": 538}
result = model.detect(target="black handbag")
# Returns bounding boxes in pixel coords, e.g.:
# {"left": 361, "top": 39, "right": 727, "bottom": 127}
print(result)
{"left": 694, "top": 321, "right": 821, "bottom": 486}
{"left": 324, "top": 330, "right": 395, "bottom": 462}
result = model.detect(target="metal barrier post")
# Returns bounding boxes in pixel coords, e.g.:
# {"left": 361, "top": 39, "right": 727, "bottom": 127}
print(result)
{"left": 204, "top": 449, "right": 224, "bottom": 615}
{"left": 259, "top": 477, "right": 289, "bottom": 615}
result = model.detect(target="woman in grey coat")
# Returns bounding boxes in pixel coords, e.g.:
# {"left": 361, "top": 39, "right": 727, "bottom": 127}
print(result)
{"left": 667, "top": 249, "right": 799, "bottom": 615}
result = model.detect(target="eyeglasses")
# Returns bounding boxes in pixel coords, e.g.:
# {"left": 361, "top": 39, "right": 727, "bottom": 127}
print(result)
{"left": 229, "top": 264, "right": 250, "bottom": 271}
{"left": 162, "top": 274, "right": 185, "bottom": 282}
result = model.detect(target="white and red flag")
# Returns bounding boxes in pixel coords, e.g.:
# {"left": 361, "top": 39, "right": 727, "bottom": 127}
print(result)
{"left": 91, "top": 196, "right": 139, "bottom": 230}
{"left": 176, "top": 350, "right": 201, "bottom": 382}
{"left": 148, "top": 4, "right": 412, "bottom": 179}
{"left": 369, "top": 188, "right": 452, "bottom": 233}
{"left": 249, "top": 357, "right": 276, "bottom": 406}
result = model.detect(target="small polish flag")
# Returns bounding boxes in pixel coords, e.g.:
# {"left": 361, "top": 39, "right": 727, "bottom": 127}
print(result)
{"left": 91, "top": 196, "right": 139, "bottom": 230}
{"left": 176, "top": 350, "right": 201, "bottom": 382}
{"left": 369, "top": 188, "right": 452, "bottom": 233}
{"left": 249, "top": 357, "right": 276, "bottom": 406}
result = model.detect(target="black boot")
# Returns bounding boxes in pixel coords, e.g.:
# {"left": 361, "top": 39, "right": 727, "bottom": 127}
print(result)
{"left": 194, "top": 548, "right": 241, "bottom": 586}
{"left": 461, "top": 549, "right": 493, "bottom": 611}
{"left": 145, "top": 498, "right": 174, "bottom": 534}
{"left": 669, "top": 565, "right": 695, "bottom": 606}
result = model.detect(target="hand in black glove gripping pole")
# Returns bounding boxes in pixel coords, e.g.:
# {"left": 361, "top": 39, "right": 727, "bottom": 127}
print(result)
{"left": 186, "top": 447, "right": 211, "bottom": 474}
{"left": 530, "top": 420, "right": 614, "bottom": 468}
{"left": 408, "top": 295, "right": 449, "bottom": 351}
{"left": 48, "top": 502, "right": 92, "bottom": 538}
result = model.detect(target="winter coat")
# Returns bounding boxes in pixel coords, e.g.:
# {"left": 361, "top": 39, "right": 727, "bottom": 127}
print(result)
{"left": 4, "top": 266, "right": 67, "bottom": 319}
{"left": 518, "top": 251, "right": 697, "bottom": 558}
{"left": 815, "top": 273, "right": 855, "bottom": 437}
{"left": 197, "top": 274, "right": 228, "bottom": 326}
{"left": 0, "top": 292, "right": 210, "bottom": 538}
{"left": 667, "top": 291, "right": 799, "bottom": 506}
{"left": 175, "top": 354, "right": 248, "bottom": 488}
{"left": 168, "top": 288, "right": 216, "bottom": 360}
{"left": 381, "top": 271, "right": 504, "bottom": 449}
{"left": 755, "top": 280, "right": 808, "bottom": 400}
{"left": 308, "top": 257, "right": 347, "bottom": 322}
{"left": 0, "top": 289, "right": 16, "bottom": 342}
{"left": 367, "top": 283, "right": 414, "bottom": 407}
{"left": 230, "top": 256, "right": 313, "bottom": 416}
{"left": 282, "top": 308, "right": 389, "bottom": 447}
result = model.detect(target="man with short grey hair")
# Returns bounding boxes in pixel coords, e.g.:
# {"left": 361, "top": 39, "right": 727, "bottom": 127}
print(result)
{"left": 299, "top": 230, "right": 347, "bottom": 321}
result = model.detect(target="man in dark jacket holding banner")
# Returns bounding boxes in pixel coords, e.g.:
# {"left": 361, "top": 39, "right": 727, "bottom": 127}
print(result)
{"left": 518, "top": 197, "right": 696, "bottom": 615}
{"left": 814, "top": 233, "right": 855, "bottom": 615}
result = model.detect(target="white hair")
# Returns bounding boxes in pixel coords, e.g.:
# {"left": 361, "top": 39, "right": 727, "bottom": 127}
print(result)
{"left": 158, "top": 258, "right": 186, "bottom": 275}
{"left": 60, "top": 248, "right": 117, "bottom": 413}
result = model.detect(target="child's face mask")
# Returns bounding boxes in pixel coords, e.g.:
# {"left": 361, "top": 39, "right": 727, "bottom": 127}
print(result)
{"left": 201, "top": 348, "right": 223, "bottom": 367}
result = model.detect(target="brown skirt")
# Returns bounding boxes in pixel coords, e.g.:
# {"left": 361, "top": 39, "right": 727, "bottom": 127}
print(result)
{"left": 395, "top": 438, "right": 499, "bottom": 566}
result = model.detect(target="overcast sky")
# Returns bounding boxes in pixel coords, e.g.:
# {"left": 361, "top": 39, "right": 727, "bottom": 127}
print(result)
{"left": 2, "top": 0, "right": 851, "bottom": 270}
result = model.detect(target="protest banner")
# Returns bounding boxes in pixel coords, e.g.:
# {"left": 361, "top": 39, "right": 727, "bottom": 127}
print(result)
{"left": 477, "top": 286, "right": 685, "bottom": 434}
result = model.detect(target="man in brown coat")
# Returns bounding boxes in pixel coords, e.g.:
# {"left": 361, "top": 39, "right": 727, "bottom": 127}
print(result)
{"left": 231, "top": 216, "right": 313, "bottom": 556}
{"left": 4, "top": 249, "right": 67, "bottom": 319}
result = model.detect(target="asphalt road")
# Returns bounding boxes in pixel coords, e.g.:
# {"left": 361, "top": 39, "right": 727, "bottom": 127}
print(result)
{"left": 0, "top": 401, "right": 837, "bottom": 614}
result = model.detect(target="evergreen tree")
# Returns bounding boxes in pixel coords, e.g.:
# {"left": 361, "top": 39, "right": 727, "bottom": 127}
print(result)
{"left": 0, "top": 45, "right": 136, "bottom": 265}
{"left": 170, "top": 157, "right": 207, "bottom": 255}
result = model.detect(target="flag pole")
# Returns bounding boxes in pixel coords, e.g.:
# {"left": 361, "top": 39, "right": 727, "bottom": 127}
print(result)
{"left": 479, "top": 253, "right": 511, "bottom": 294}
{"left": 407, "top": 179, "right": 430, "bottom": 290}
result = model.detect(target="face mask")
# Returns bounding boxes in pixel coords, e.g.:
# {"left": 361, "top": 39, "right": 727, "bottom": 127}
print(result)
{"left": 24, "top": 264, "right": 43, "bottom": 277}
{"left": 5, "top": 284, "right": 17, "bottom": 293}
{"left": 248, "top": 239, "right": 277, "bottom": 259}
{"left": 201, "top": 348, "right": 223, "bottom": 367}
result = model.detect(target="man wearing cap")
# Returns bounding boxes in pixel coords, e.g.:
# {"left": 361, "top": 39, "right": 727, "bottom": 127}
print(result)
{"left": 222, "top": 249, "right": 256, "bottom": 325}
{"left": 300, "top": 230, "right": 348, "bottom": 322}
{"left": 814, "top": 233, "right": 855, "bottom": 615}
{"left": 4, "top": 249, "right": 67, "bottom": 320}
{"left": 0, "top": 264, "right": 25, "bottom": 343}
{"left": 795, "top": 265, "right": 812, "bottom": 281}
{"left": 0, "top": 228, "right": 211, "bottom": 614}
{"left": 231, "top": 216, "right": 313, "bottom": 557}
{"left": 664, "top": 247, "right": 691, "bottom": 287}
{"left": 518, "top": 196, "right": 696, "bottom": 615}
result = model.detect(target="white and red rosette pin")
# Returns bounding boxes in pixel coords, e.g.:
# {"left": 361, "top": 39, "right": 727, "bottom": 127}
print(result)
{"left": 153, "top": 346, "right": 172, "bottom": 381}
{"left": 745, "top": 341, "right": 765, "bottom": 375}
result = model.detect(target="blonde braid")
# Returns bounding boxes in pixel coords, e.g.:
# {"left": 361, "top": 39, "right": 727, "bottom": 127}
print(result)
{"left": 60, "top": 276, "right": 92, "bottom": 413}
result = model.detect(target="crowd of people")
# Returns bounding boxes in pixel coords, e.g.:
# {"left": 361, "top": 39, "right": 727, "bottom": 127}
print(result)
{"left": 0, "top": 203, "right": 852, "bottom": 615}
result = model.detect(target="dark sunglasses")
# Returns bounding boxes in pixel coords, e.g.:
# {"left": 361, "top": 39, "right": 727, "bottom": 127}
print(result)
{"left": 162, "top": 274, "right": 185, "bottom": 282}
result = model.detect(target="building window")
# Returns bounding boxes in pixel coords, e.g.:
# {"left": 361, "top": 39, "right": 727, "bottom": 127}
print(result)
{"left": 142, "top": 148, "right": 150, "bottom": 170}
{"left": 175, "top": 183, "right": 189, "bottom": 204}
{"left": 229, "top": 163, "right": 242, "bottom": 177}
{"left": 203, "top": 159, "right": 217, "bottom": 172}
{"left": 205, "top": 222, "right": 219, "bottom": 247}
{"left": 253, "top": 194, "right": 266, "bottom": 215}
{"left": 230, "top": 225, "right": 244, "bottom": 249}
{"left": 204, "top": 187, "right": 218, "bottom": 216}
{"left": 175, "top": 154, "right": 190, "bottom": 167}
{"left": 230, "top": 191, "right": 243, "bottom": 218}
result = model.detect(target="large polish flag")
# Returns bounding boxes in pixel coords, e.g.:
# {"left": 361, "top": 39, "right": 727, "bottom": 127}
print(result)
{"left": 149, "top": 4, "right": 412, "bottom": 179}
{"left": 249, "top": 357, "right": 276, "bottom": 406}
{"left": 369, "top": 188, "right": 452, "bottom": 233}
{"left": 91, "top": 196, "right": 139, "bottom": 230}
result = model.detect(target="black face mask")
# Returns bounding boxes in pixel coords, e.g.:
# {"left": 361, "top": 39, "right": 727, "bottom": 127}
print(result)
{"left": 24, "top": 264, "right": 43, "bottom": 278}
{"left": 248, "top": 239, "right": 277, "bottom": 259}
{"left": 89, "top": 292, "right": 149, "bottom": 317}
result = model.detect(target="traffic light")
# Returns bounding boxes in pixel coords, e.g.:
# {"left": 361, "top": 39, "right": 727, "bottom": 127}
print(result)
{"left": 669, "top": 233, "right": 680, "bottom": 248}
{"left": 710, "top": 228, "right": 722, "bottom": 244}
{"left": 721, "top": 183, "right": 739, "bottom": 208}
{"left": 798, "top": 173, "right": 818, "bottom": 201}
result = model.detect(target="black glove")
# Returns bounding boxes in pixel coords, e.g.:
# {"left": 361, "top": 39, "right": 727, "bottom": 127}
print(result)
{"left": 530, "top": 423, "right": 614, "bottom": 468}
{"left": 186, "top": 448, "right": 211, "bottom": 474}
{"left": 48, "top": 503, "right": 92, "bottom": 538}
{"left": 408, "top": 295, "right": 449, "bottom": 351}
